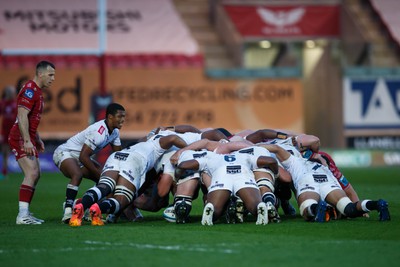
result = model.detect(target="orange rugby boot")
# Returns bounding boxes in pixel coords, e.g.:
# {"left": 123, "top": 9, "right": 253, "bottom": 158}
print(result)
{"left": 90, "top": 203, "right": 104, "bottom": 226}
{"left": 69, "top": 203, "right": 84, "bottom": 227}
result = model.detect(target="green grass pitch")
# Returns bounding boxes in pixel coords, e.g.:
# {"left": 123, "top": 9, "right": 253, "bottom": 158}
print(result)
{"left": 0, "top": 167, "right": 399, "bottom": 267}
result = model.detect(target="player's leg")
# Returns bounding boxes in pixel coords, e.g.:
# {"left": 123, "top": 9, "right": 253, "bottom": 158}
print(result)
{"left": 174, "top": 178, "right": 200, "bottom": 223}
{"left": 94, "top": 176, "right": 137, "bottom": 226}
{"left": 16, "top": 156, "right": 42, "bottom": 224}
{"left": 203, "top": 189, "right": 231, "bottom": 225}
{"left": 69, "top": 170, "right": 118, "bottom": 227}
{"left": 59, "top": 158, "right": 84, "bottom": 223}
{"left": 297, "top": 191, "right": 324, "bottom": 222}
{"left": 326, "top": 189, "right": 390, "bottom": 221}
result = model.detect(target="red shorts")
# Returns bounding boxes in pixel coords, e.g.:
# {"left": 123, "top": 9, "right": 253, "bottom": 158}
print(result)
{"left": 8, "top": 136, "right": 38, "bottom": 160}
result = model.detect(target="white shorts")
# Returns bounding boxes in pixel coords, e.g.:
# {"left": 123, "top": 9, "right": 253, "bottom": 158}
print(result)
{"left": 102, "top": 151, "right": 147, "bottom": 190}
{"left": 53, "top": 145, "right": 81, "bottom": 168}
{"left": 208, "top": 169, "right": 258, "bottom": 196}
{"left": 295, "top": 172, "right": 342, "bottom": 200}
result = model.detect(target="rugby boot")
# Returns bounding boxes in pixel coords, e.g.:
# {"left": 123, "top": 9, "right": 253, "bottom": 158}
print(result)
{"left": 90, "top": 203, "right": 104, "bottom": 226}
{"left": 225, "top": 197, "right": 237, "bottom": 224}
{"left": 266, "top": 202, "right": 281, "bottom": 223}
{"left": 314, "top": 200, "right": 327, "bottom": 223}
{"left": 377, "top": 199, "right": 390, "bottom": 221}
{"left": 256, "top": 202, "right": 268, "bottom": 225}
{"left": 69, "top": 203, "right": 84, "bottom": 227}
{"left": 235, "top": 198, "right": 244, "bottom": 223}
{"left": 201, "top": 203, "right": 214, "bottom": 226}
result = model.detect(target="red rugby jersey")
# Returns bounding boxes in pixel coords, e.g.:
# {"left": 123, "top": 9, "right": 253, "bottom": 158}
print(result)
{"left": 8, "top": 80, "right": 44, "bottom": 143}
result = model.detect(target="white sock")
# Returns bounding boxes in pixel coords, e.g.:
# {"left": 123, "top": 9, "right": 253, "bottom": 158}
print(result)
{"left": 18, "top": 201, "right": 30, "bottom": 216}
{"left": 361, "top": 200, "right": 370, "bottom": 212}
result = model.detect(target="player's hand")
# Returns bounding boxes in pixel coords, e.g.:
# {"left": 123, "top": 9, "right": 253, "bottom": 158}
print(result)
{"left": 170, "top": 151, "right": 180, "bottom": 166}
{"left": 23, "top": 140, "right": 36, "bottom": 156}
{"left": 36, "top": 139, "right": 45, "bottom": 153}
{"left": 363, "top": 212, "right": 370, "bottom": 218}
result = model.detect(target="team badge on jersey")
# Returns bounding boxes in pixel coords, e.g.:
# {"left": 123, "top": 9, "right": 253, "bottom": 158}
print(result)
{"left": 98, "top": 125, "right": 105, "bottom": 134}
{"left": 24, "top": 89, "right": 34, "bottom": 99}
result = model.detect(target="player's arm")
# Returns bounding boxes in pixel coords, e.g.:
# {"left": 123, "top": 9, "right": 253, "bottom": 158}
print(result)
{"left": 162, "top": 124, "right": 201, "bottom": 133}
{"left": 294, "top": 134, "right": 320, "bottom": 152}
{"left": 201, "top": 129, "right": 229, "bottom": 141}
{"left": 216, "top": 141, "right": 252, "bottom": 154}
{"left": 256, "top": 156, "right": 279, "bottom": 177}
{"left": 258, "top": 143, "right": 291, "bottom": 162}
{"left": 174, "top": 159, "right": 200, "bottom": 180}
{"left": 170, "top": 139, "right": 217, "bottom": 165}
{"left": 79, "top": 144, "right": 101, "bottom": 178}
{"left": 17, "top": 107, "right": 35, "bottom": 155}
{"left": 159, "top": 134, "right": 187, "bottom": 150}
{"left": 246, "top": 129, "right": 288, "bottom": 143}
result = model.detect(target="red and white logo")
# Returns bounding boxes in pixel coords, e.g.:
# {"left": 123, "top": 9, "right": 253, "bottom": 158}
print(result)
{"left": 98, "top": 125, "right": 105, "bottom": 134}
{"left": 257, "top": 7, "right": 305, "bottom": 27}
{"left": 257, "top": 7, "right": 305, "bottom": 35}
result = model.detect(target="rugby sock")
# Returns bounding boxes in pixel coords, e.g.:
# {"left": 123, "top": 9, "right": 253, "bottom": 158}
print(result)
{"left": 308, "top": 203, "right": 318, "bottom": 217}
{"left": 361, "top": 199, "right": 377, "bottom": 212}
{"left": 18, "top": 184, "right": 35, "bottom": 216}
{"left": 99, "top": 198, "right": 120, "bottom": 214}
{"left": 262, "top": 192, "right": 276, "bottom": 206}
{"left": 81, "top": 187, "right": 103, "bottom": 210}
{"left": 19, "top": 184, "right": 34, "bottom": 203}
{"left": 65, "top": 184, "right": 79, "bottom": 208}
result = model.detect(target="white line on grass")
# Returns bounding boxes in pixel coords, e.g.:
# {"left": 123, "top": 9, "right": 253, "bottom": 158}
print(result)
{"left": 0, "top": 241, "right": 237, "bottom": 255}
{"left": 84, "top": 240, "right": 236, "bottom": 253}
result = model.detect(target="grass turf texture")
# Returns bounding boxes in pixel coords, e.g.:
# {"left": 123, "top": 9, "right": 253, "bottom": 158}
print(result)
{"left": 0, "top": 167, "right": 399, "bottom": 267}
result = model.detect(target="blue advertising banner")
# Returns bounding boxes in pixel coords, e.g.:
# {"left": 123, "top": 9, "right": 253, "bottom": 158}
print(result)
{"left": 343, "top": 77, "right": 400, "bottom": 129}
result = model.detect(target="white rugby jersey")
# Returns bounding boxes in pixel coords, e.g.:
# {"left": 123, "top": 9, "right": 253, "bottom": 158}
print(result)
{"left": 265, "top": 138, "right": 302, "bottom": 158}
{"left": 234, "top": 146, "right": 272, "bottom": 158}
{"left": 125, "top": 134, "right": 174, "bottom": 171}
{"left": 194, "top": 151, "right": 258, "bottom": 177}
{"left": 281, "top": 155, "right": 333, "bottom": 185}
{"left": 61, "top": 120, "right": 121, "bottom": 154}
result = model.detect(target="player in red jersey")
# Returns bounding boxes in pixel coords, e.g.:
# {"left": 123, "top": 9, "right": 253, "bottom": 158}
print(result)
{"left": 0, "top": 86, "right": 17, "bottom": 179}
{"left": 8, "top": 61, "right": 56, "bottom": 225}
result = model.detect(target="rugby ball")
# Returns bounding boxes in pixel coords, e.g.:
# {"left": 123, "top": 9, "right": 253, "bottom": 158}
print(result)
{"left": 162, "top": 206, "right": 176, "bottom": 223}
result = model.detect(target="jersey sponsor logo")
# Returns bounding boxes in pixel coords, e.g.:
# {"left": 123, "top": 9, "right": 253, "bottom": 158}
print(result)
{"left": 226, "top": 165, "right": 241, "bottom": 174}
{"left": 24, "top": 88, "right": 34, "bottom": 99}
{"left": 98, "top": 125, "right": 105, "bottom": 134}
{"left": 312, "top": 174, "right": 328, "bottom": 183}
{"left": 114, "top": 152, "right": 129, "bottom": 161}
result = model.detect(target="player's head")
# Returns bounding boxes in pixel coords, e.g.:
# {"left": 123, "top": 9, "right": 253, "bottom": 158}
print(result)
{"left": 36, "top": 61, "right": 56, "bottom": 88}
{"left": 106, "top": 103, "right": 125, "bottom": 116}
{"left": 106, "top": 103, "right": 126, "bottom": 129}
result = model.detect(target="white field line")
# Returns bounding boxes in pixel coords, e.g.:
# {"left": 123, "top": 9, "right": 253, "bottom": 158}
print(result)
{"left": 0, "top": 240, "right": 237, "bottom": 254}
